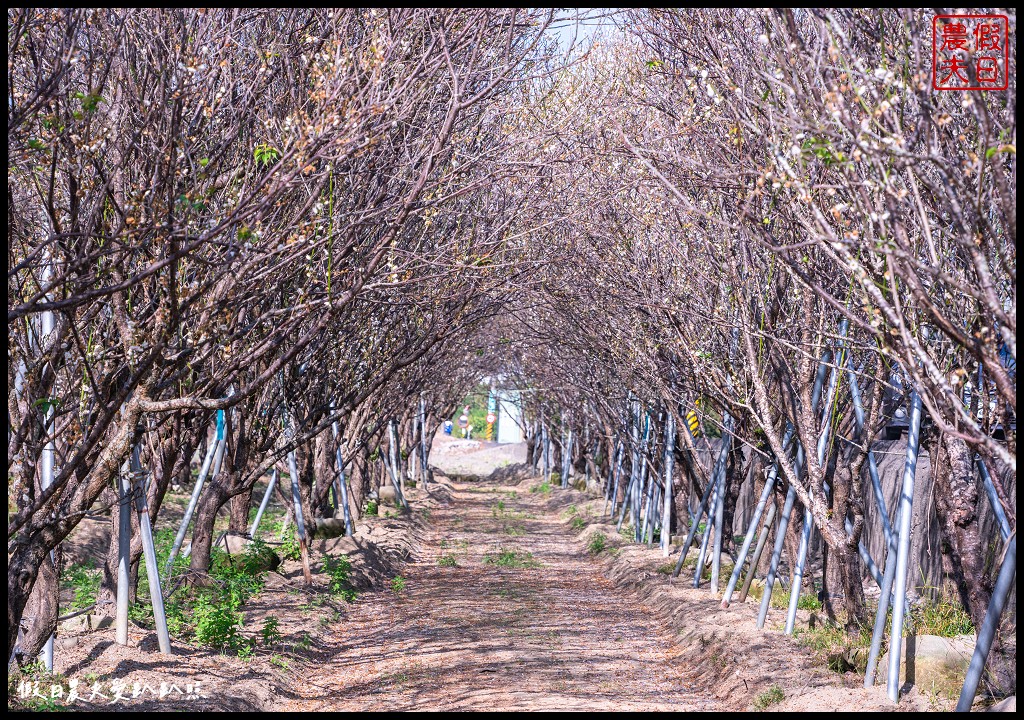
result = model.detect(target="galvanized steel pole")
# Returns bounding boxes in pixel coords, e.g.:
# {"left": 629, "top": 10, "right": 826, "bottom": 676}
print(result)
{"left": 249, "top": 469, "right": 279, "bottom": 539}
{"left": 165, "top": 411, "right": 225, "bottom": 587}
{"left": 115, "top": 461, "right": 132, "bottom": 645}
{"left": 886, "top": 390, "right": 923, "bottom": 702}
{"left": 661, "top": 413, "right": 675, "bottom": 556}
{"left": 131, "top": 444, "right": 172, "bottom": 654}
{"left": 955, "top": 535, "right": 1016, "bottom": 712}
{"left": 723, "top": 426, "right": 793, "bottom": 606}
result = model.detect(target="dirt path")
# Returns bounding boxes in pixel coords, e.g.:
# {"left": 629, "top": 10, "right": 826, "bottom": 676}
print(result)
{"left": 282, "top": 474, "right": 711, "bottom": 711}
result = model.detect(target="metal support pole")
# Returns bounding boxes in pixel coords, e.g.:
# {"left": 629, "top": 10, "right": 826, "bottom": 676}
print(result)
{"left": 331, "top": 416, "right": 354, "bottom": 536}
{"left": 738, "top": 502, "right": 777, "bottom": 603}
{"left": 710, "top": 423, "right": 730, "bottom": 592}
{"left": 419, "top": 395, "right": 429, "bottom": 489}
{"left": 723, "top": 427, "right": 793, "bottom": 606}
{"left": 848, "top": 358, "right": 893, "bottom": 544}
{"left": 288, "top": 449, "right": 313, "bottom": 584}
{"left": 541, "top": 424, "right": 549, "bottom": 482}
{"left": 335, "top": 451, "right": 353, "bottom": 536}
{"left": 864, "top": 503, "right": 901, "bottom": 687}
{"left": 977, "top": 458, "right": 1011, "bottom": 541}
{"left": 39, "top": 385, "right": 55, "bottom": 670}
{"left": 616, "top": 470, "right": 636, "bottom": 531}
{"left": 661, "top": 413, "right": 675, "bottom": 556}
{"left": 755, "top": 349, "right": 831, "bottom": 630}
{"left": 115, "top": 463, "right": 132, "bottom": 645}
{"left": 562, "top": 428, "right": 573, "bottom": 488}
{"left": 37, "top": 258, "right": 56, "bottom": 669}
{"left": 131, "top": 445, "right": 172, "bottom": 654}
{"left": 672, "top": 469, "right": 717, "bottom": 577}
{"left": 249, "top": 469, "right": 278, "bottom": 539}
{"left": 386, "top": 420, "right": 410, "bottom": 511}
{"left": 784, "top": 508, "right": 814, "bottom": 634}
{"left": 886, "top": 391, "right": 923, "bottom": 702}
{"left": 693, "top": 462, "right": 722, "bottom": 588}
{"left": 955, "top": 535, "right": 1016, "bottom": 712}
{"left": 165, "top": 412, "right": 224, "bottom": 584}
{"left": 757, "top": 449, "right": 803, "bottom": 629}
{"left": 627, "top": 403, "right": 640, "bottom": 533}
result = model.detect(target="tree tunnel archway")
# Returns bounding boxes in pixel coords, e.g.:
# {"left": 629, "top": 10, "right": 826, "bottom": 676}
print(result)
{"left": 8, "top": 7, "right": 1015, "bottom": 708}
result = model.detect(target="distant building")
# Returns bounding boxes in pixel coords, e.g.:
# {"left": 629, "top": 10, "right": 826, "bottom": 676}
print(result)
{"left": 496, "top": 390, "right": 524, "bottom": 443}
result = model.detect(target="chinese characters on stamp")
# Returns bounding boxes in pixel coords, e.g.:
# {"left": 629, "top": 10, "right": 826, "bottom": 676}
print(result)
{"left": 932, "top": 14, "right": 1009, "bottom": 90}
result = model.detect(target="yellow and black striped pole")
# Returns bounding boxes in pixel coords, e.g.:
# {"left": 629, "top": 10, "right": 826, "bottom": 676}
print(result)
{"left": 686, "top": 410, "right": 700, "bottom": 437}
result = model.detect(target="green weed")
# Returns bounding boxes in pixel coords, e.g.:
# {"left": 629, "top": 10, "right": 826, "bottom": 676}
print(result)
{"left": 391, "top": 575, "right": 407, "bottom": 593}
{"left": 323, "top": 554, "right": 357, "bottom": 601}
{"left": 797, "top": 593, "right": 823, "bottom": 611}
{"left": 588, "top": 533, "right": 608, "bottom": 555}
{"left": 61, "top": 563, "right": 101, "bottom": 611}
{"left": 911, "top": 596, "right": 975, "bottom": 637}
{"left": 753, "top": 684, "right": 784, "bottom": 709}
{"left": 261, "top": 617, "right": 282, "bottom": 647}
{"left": 193, "top": 592, "right": 243, "bottom": 650}
{"left": 437, "top": 554, "right": 458, "bottom": 567}
{"left": 484, "top": 548, "right": 541, "bottom": 569}
{"left": 278, "top": 524, "right": 301, "bottom": 562}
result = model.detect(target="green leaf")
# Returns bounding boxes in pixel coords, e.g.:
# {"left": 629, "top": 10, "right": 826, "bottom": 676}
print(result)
{"left": 198, "top": 158, "right": 210, "bottom": 167}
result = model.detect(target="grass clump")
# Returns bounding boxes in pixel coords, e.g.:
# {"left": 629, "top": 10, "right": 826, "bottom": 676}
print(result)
{"left": 323, "top": 554, "right": 358, "bottom": 602}
{"left": 484, "top": 548, "right": 541, "bottom": 569}
{"left": 570, "top": 516, "right": 586, "bottom": 531}
{"left": 753, "top": 684, "right": 785, "bottom": 709}
{"left": 793, "top": 618, "right": 872, "bottom": 673}
{"left": 62, "top": 563, "right": 101, "bottom": 611}
{"left": 391, "top": 575, "right": 407, "bottom": 593}
{"left": 128, "top": 529, "right": 271, "bottom": 653}
{"left": 530, "top": 480, "right": 552, "bottom": 495}
{"left": 797, "top": 592, "right": 823, "bottom": 611}
{"left": 588, "top": 532, "right": 607, "bottom": 555}
{"left": 438, "top": 554, "right": 458, "bottom": 568}
{"left": 911, "top": 595, "right": 975, "bottom": 637}
{"left": 261, "top": 617, "right": 282, "bottom": 647}
{"left": 275, "top": 522, "right": 302, "bottom": 561}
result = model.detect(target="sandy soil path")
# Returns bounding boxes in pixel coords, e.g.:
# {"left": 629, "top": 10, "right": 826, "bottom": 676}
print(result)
{"left": 281, "top": 473, "right": 711, "bottom": 711}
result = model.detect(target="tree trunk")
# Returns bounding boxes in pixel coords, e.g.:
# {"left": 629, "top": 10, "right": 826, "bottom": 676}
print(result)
{"left": 228, "top": 489, "right": 252, "bottom": 534}
{"left": 930, "top": 431, "right": 992, "bottom": 632}
{"left": 188, "top": 483, "right": 228, "bottom": 580}
{"left": 7, "top": 540, "right": 52, "bottom": 662}
{"left": 19, "top": 545, "right": 59, "bottom": 660}
{"left": 834, "top": 539, "right": 866, "bottom": 632}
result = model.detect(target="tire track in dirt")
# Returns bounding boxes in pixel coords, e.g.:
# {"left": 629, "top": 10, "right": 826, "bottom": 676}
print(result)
{"left": 282, "top": 474, "right": 714, "bottom": 711}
